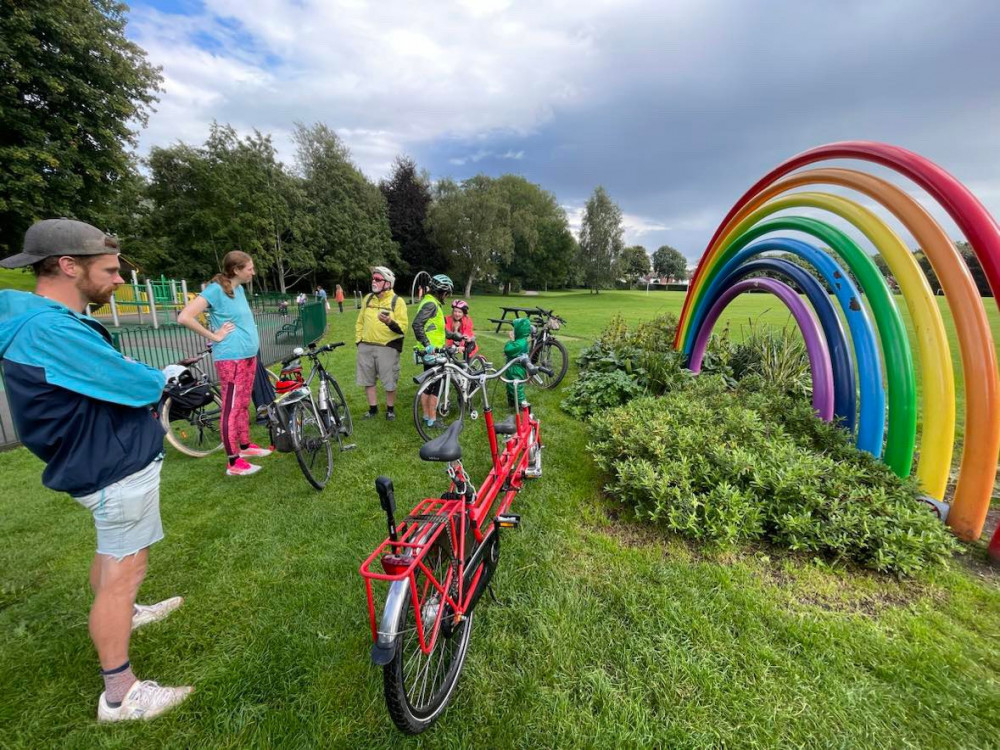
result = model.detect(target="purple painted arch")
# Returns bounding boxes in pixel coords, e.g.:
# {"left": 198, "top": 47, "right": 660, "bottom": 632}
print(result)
{"left": 688, "top": 277, "right": 835, "bottom": 421}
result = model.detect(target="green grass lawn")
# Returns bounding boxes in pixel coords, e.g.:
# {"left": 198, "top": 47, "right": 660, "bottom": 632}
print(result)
{"left": 0, "top": 268, "right": 37, "bottom": 292}
{"left": 1, "top": 291, "right": 998, "bottom": 748}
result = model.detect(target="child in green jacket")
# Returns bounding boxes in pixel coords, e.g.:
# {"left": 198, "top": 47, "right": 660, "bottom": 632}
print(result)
{"left": 504, "top": 317, "right": 532, "bottom": 407}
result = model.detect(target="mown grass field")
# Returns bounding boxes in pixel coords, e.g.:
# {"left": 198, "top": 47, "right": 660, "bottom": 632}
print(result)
{"left": 0, "top": 268, "right": 36, "bottom": 292}
{"left": 1, "top": 290, "right": 998, "bottom": 748}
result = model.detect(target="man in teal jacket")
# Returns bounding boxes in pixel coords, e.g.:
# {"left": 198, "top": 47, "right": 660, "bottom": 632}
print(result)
{"left": 0, "top": 219, "right": 192, "bottom": 722}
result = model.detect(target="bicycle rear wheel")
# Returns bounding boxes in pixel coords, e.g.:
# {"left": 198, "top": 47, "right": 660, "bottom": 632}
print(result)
{"left": 383, "top": 540, "right": 473, "bottom": 734}
{"left": 531, "top": 338, "right": 568, "bottom": 389}
{"left": 290, "top": 399, "right": 333, "bottom": 489}
{"left": 412, "top": 371, "right": 466, "bottom": 442}
{"left": 323, "top": 374, "right": 353, "bottom": 440}
{"left": 161, "top": 391, "right": 224, "bottom": 457}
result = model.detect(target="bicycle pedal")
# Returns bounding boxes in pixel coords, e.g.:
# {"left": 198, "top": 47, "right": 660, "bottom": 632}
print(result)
{"left": 496, "top": 513, "right": 521, "bottom": 529}
{"left": 341, "top": 443, "right": 357, "bottom": 451}
{"left": 470, "top": 410, "right": 479, "bottom": 420}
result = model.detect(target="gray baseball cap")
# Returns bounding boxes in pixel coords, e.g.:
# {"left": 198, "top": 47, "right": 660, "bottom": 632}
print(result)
{"left": 0, "top": 218, "right": 119, "bottom": 269}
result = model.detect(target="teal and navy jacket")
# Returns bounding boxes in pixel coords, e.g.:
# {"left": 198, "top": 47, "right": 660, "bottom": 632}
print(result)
{"left": 0, "top": 290, "right": 166, "bottom": 496}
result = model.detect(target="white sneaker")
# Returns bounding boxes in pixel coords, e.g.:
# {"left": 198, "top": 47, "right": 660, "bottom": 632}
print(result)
{"left": 97, "top": 680, "right": 193, "bottom": 722}
{"left": 132, "top": 596, "right": 184, "bottom": 631}
{"left": 239, "top": 443, "right": 273, "bottom": 458}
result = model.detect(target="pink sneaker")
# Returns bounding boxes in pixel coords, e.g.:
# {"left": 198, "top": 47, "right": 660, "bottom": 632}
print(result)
{"left": 226, "top": 458, "right": 262, "bottom": 476}
{"left": 240, "top": 443, "right": 272, "bottom": 458}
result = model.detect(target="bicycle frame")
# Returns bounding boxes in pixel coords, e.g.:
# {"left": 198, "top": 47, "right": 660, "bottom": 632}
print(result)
{"left": 361, "top": 358, "right": 541, "bottom": 660}
{"left": 273, "top": 343, "right": 343, "bottom": 434}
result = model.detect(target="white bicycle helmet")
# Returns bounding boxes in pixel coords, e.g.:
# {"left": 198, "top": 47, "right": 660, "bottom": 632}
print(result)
{"left": 371, "top": 266, "right": 395, "bottom": 286}
{"left": 161, "top": 364, "right": 188, "bottom": 385}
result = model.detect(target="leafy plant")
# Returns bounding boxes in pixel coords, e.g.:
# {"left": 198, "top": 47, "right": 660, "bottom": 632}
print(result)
{"left": 729, "top": 319, "right": 811, "bottom": 398}
{"left": 561, "top": 370, "right": 645, "bottom": 420}
{"left": 588, "top": 382, "right": 958, "bottom": 576}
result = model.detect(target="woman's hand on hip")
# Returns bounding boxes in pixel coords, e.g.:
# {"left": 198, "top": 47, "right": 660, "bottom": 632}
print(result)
{"left": 214, "top": 322, "right": 236, "bottom": 342}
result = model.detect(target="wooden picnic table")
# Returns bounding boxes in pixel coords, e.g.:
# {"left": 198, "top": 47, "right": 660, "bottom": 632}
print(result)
{"left": 490, "top": 305, "right": 552, "bottom": 332}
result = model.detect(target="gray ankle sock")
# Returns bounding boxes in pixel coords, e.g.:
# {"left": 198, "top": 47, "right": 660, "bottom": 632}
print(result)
{"left": 102, "top": 661, "right": 136, "bottom": 707}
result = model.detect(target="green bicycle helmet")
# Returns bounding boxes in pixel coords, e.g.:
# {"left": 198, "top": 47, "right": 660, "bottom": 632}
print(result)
{"left": 429, "top": 274, "right": 454, "bottom": 294}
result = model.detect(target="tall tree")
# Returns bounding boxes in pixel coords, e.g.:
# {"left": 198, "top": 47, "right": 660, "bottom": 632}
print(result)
{"left": 0, "top": 0, "right": 162, "bottom": 255}
{"left": 145, "top": 124, "right": 312, "bottom": 290}
{"left": 494, "top": 175, "right": 577, "bottom": 292}
{"left": 379, "top": 156, "right": 443, "bottom": 286}
{"left": 293, "top": 123, "right": 398, "bottom": 287}
{"left": 427, "top": 175, "right": 513, "bottom": 297}
{"left": 578, "top": 186, "right": 624, "bottom": 293}
{"left": 620, "top": 245, "right": 651, "bottom": 284}
{"left": 652, "top": 244, "right": 688, "bottom": 280}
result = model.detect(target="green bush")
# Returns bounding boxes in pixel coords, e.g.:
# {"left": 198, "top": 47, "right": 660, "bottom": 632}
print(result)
{"left": 565, "top": 313, "right": 722, "bottom": 417}
{"left": 588, "top": 380, "right": 958, "bottom": 576}
{"left": 560, "top": 369, "right": 645, "bottom": 420}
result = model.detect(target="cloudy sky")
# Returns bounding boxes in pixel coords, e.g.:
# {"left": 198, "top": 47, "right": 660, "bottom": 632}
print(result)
{"left": 127, "top": 0, "right": 1000, "bottom": 265}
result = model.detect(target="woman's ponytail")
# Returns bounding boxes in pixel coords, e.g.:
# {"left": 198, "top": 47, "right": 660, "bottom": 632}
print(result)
{"left": 210, "top": 250, "right": 252, "bottom": 298}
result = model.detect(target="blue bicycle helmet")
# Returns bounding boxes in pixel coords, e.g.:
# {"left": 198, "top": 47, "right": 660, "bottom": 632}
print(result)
{"left": 429, "top": 274, "right": 454, "bottom": 294}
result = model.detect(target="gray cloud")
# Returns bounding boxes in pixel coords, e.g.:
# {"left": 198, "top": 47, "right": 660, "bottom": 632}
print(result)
{"left": 130, "top": 0, "right": 1000, "bottom": 262}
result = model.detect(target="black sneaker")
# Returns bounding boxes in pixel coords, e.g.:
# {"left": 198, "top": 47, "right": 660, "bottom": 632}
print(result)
{"left": 385, "top": 410, "right": 396, "bottom": 421}
{"left": 363, "top": 409, "right": 378, "bottom": 420}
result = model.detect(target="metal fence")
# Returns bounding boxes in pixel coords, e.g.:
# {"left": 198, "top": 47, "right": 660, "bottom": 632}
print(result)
{"left": 0, "top": 301, "right": 327, "bottom": 449}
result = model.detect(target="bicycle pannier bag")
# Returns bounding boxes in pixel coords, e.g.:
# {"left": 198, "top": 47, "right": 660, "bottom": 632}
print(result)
{"left": 164, "top": 369, "right": 213, "bottom": 417}
{"left": 268, "top": 403, "right": 296, "bottom": 453}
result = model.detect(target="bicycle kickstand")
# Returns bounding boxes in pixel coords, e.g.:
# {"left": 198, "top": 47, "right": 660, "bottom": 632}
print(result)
{"left": 486, "top": 581, "right": 505, "bottom": 608}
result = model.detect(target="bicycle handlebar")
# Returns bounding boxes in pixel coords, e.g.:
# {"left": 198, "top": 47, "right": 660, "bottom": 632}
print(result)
{"left": 433, "top": 353, "right": 541, "bottom": 385}
{"left": 281, "top": 341, "right": 345, "bottom": 367}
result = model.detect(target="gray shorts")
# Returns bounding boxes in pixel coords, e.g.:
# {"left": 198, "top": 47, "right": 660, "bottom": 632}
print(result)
{"left": 73, "top": 457, "right": 164, "bottom": 560}
{"left": 356, "top": 342, "right": 401, "bottom": 391}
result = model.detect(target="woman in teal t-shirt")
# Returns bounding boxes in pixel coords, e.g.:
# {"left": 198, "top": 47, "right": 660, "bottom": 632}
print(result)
{"left": 178, "top": 251, "right": 269, "bottom": 477}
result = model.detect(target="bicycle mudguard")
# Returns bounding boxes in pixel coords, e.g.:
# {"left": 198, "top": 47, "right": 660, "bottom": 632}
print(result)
{"left": 371, "top": 579, "right": 408, "bottom": 665}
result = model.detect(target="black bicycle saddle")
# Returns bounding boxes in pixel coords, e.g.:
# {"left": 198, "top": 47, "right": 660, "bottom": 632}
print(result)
{"left": 418, "top": 420, "right": 464, "bottom": 462}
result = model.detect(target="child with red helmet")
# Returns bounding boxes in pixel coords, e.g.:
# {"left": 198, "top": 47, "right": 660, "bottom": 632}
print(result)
{"left": 445, "top": 299, "right": 478, "bottom": 359}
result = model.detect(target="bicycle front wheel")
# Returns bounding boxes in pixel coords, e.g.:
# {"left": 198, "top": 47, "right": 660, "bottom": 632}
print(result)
{"left": 412, "top": 371, "right": 466, "bottom": 442}
{"left": 383, "top": 541, "right": 473, "bottom": 734}
{"left": 290, "top": 400, "right": 334, "bottom": 490}
{"left": 532, "top": 338, "right": 568, "bottom": 389}
{"left": 161, "top": 391, "right": 224, "bottom": 457}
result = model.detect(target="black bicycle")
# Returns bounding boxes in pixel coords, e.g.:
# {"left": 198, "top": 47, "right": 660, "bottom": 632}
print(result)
{"left": 527, "top": 309, "right": 568, "bottom": 389}
{"left": 267, "top": 341, "right": 354, "bottom": 490}
{"left": 488, "top": 308, "right": 569, "bottom": 389}
{"left": 160, "top": 347, "right": 223, "bottom": 458}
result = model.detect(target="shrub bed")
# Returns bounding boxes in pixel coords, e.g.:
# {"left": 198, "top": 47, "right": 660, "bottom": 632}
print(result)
{"left": 570, "top": 314, "right": 959, "bottom": 576}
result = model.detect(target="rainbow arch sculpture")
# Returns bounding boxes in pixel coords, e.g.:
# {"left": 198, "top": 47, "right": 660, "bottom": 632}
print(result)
{"left": 675, "top": 141, "right": 1000, "bottom": 559}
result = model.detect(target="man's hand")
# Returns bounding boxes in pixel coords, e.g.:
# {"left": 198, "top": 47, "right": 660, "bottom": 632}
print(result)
{"left": 425, "top": 344, "right": 436, "bottom": 354}
{"left": 378, "top": 309, "right": 391, "bottom": 325}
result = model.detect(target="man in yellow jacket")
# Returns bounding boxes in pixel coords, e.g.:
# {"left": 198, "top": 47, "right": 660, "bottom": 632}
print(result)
{"left": 355, "top": 266, "right": 408, "bottom": 420}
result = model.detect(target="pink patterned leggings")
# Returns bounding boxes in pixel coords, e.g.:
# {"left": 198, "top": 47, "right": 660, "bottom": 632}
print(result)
{"left": 215, "top": 356, "right": 257, "bottom": 457}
